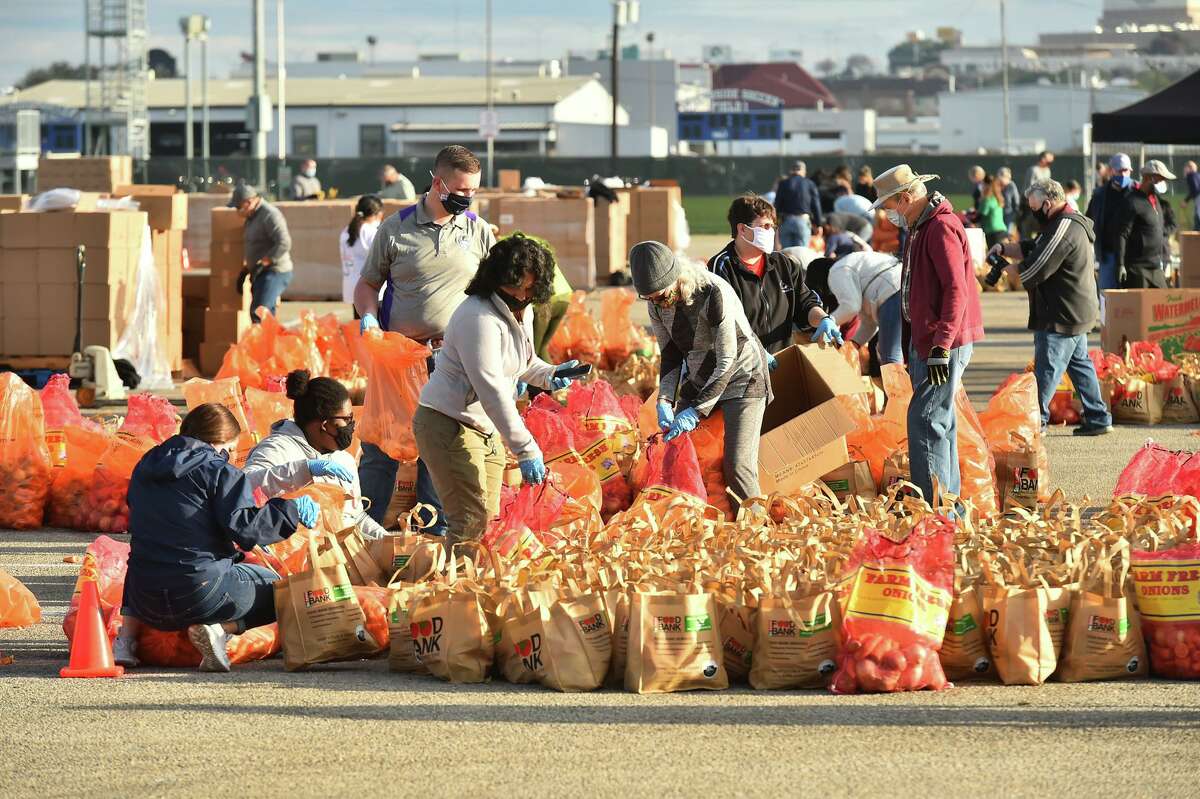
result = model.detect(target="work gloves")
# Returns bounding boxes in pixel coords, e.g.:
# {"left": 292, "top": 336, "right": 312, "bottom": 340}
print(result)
{"left": 663, "top": 407, "right": 700, "bottom": 442}
{"left": 812, "top": 316, "right": 844, "bottom": 346}
{"left": 360, "top": 313, "right": 380, "bottom": 334}
{"left": 656, "top": 400, "right": 675, "bottom": 431}
{"left": 308, "top": 459, "right": 355, "bottom": 483}
{"left": 927, "top": 347, "right": 951, "bottom": 387}
{"left": 293, "top": 496, "right": 320, "bottom": 529}
{"left": 519, "top": 456, "right": 547, "bottom": 485}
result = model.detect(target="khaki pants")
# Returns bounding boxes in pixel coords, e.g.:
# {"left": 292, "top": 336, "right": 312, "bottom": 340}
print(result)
{"left": 412, "top": 405, "right": 506, "bottom": 550}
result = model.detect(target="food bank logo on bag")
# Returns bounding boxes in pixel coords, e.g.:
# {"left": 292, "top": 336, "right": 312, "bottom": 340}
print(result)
{"left": 654, "top": 615, "right": 682, "bottom": 633}
{"left": 304, "top": 583, "right": 353, "bottom": 608}
{"left": 410, "top": 617, "right": 443, "bottom": 659}
{"left": 1045, "top": 607, "right": 1069, "bottom": 626}
{"left": 578, "top": 613, "right": 607, "bottom": 635}
{"left": 768, "top": 619, "right": 797, "bottom": 637}
{"left": 1087, "top": 614, "right": 1130, "bottom": 636}
{"left": 723, "top": 636, "right": 751, "bottom": 666}
{"left": 515, "top": 633, "right": 543, "bottom": 671}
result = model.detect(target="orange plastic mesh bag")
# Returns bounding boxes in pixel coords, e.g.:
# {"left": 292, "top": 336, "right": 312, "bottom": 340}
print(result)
{"left": 358, "top": 329, "right": 431, "bottom": 462}
{"left": 83, "top": 434, "right": 155, "bottom": 533}
{"left": 181, "top": 377, "right": 256, "bottom": 465}
{"left": 120, "top": 393, "right": 180, "bottom": 443}
{"left": 47, "top": 426, "right": 113, "bottom": 530}
{"left": 547, "top": 291, "right": 603, "bottom": 366}
{"left": 215, "top": 344, "right": 265, "bottom": 390}
{"left": 244, "top": 387, "right": 293, "bottom": 442}
{"left": 978, "top": 372, "right": 1051, "bottom": 502}
{"left": 0, "top": 373, "right": 52, "bottom": 529}
{"left": 0, "top": 568, "right": 41, "bottom": 628}
{"left": 600, "top": 288, "right": 648, "bottom": 369}
{"left": 954, "top": 388, "right": 998, "bottom": 516}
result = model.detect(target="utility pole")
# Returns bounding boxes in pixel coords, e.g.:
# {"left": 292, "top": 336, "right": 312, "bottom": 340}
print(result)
{"left": 201, "top": 24, "right": 210, "bottom": 177}
{"left": 609, "top": 2, "right": 637, "bottom": 176}
{"left": 183, "top": 26, "right": 193, "bottom": 179}
{"left": 277, "top": 0, "right": 287, "bottom": 164}
{"left": 486, "top": 0, "right": 494, "bottom": 188}
{"left": 253, "top": 0, "right": 268, "bottom": 190}
{"left": 1000, "top": 0, "right": 1012, "bottom": 155}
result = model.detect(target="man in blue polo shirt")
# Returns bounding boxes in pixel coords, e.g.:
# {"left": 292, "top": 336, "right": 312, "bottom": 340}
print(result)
{"left": 353, "top": 145, "right": 496, "bottom": 533}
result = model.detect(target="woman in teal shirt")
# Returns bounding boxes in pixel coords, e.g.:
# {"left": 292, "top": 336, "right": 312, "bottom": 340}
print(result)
{"left": 978, "top": 174, "right": 1009, "bottom": 248}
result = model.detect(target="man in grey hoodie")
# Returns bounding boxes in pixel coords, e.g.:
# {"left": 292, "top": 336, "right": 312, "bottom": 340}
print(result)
{"left": 989, "top": 179, "right": 1112, "bottom": 435}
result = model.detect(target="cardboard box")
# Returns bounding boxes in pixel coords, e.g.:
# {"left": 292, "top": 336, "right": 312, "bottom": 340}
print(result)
{"left": 3, "top": 282, "right": 37, "bottom": 320}
{"left": 820, "top": 460, "right": 878, "bottom": 503}
{"left": 0, "top": 213, "right": 39, "bottom": 248}
{"left": 37, "top": 282, "right": 133, "bottom": 323}
{"left": 209, "top": 239, "right": 245, "bottom": 272}
{"left": 39, "top": 317, "right": 119, "bottom": 356}
{"left": 126, "top": 192, "right": 187, "bottom": 230}
{"left": 493, "top": 196, "right": 596, "bottom": 290}
{"left": 757, "top": 344, "right": 870, "bottom": 495}
{"left": 183, "top": 193, "right": 230, "bottom": 267}
{"left": 204, "top": 309, "right": 251, "bottom": 343}
{"left": 1101, "top": 289, "right": 1200, "bottom": 359}
{"left": 183, "top": 270, "right": 211, "bottom": 301}
{"left": 211, "top": 207, "right": 245, "bottom": 239}
{"left": 0, "top": 248, "right": 36, "bottom": 283}
{"left": 3, "top": 315, "right": 37, "bottom": 355}
{"left": 208, "top": 270, "right": 252, "bottom": 312}
{"left": 75, "top": 210, "right": 146, "bottom": 248}
{"left": 498, "top": 169, "right": 522, "bottom": 192}
{"left": 595, "top": 197, "right": 628, "bottom": 276}
{"left": 0, "top": 195, "right": 27, "bottom": 212}
{"left": 198, "top": 341, "right": 230, "bottom": 377}
{"left": 36, "top": 209, "right": 80, "bottom": 249}
{"left": 37, "top": 155, "right": 132, "bottom": 193}
{"left": 1181, "top": 232, "right": 1200, "bottom": 289}
{"left": 37, "top": 247, "right": 134, "bottom": 286}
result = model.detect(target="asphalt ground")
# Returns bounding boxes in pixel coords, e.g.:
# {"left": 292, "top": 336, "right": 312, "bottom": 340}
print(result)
{"left": 3, "top": 238, "right": 1200, "bottom": 795}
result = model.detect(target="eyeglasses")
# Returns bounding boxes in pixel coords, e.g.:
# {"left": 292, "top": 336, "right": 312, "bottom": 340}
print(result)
{"left": 325, "top": 414, "right": 355, "bottom": 423}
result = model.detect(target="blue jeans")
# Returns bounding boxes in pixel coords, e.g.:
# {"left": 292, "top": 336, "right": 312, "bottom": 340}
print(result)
{"left": 250, "top": 269, "right": 294, "bottom": 321}
{"left": 123, "top": 563, "right": 277, "bottom": 633}
{"left": 1097, "top": 252, "right": 1119, "bottom": 292}
{"left": 907, "top": 343, "right": 972, "bottom": 505}
{"left": 875, "top": 292, "right": 904, "bottom": 365}
{"left": 779, "top": 214, "right": 812, "bottom": 249}
{"left": 356, "top": 355, "right": 445, "bottom": 535}
{"left": 1033, "top": 331, "right": 1112, "bottom": 429}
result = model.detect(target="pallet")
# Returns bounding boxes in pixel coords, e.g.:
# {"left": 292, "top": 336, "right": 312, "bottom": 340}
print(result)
{"left": 0, "top": 356, "right": 72, "bottom": 370}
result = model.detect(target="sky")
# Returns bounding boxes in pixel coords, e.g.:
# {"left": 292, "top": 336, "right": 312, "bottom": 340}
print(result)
{"left": 2, "top": 0, "right": 1107, "bottom": 89}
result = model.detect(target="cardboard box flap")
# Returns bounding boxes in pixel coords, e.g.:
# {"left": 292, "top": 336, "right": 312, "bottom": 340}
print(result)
{"left": 760, "top": 398, "right": 856, "bottom": 463}
{"left": 796, "top": 343, "right": 870, "bottom": 397}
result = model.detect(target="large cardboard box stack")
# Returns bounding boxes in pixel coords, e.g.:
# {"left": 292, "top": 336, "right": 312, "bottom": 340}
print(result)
{"left": 0, "top": 195, "right": 27, "bottom": 212}
{"left": 184, "top": 193, "right": 233, "bottom": 269}
{"left": 757, "top": 344, "right": 871, "bottom": 495}
{"left": 37, "top": 155, "right": 133, "bottom": 193}
{"left": 0, "top": 209, "right": 146, "bottom": 357}
{"left": 1180, "top": 231, "right": 1200, "bottom": 289}
{"left": 1102, "top": 288, "right": 1200, "bottom": 359}
{"left": 275, "top": 199, "right": 356, "bottom": 300}
{"left": 492, "top": 196, "right": 596, "bottom": 290}
{"left": 595, "top": 195, "right": 629, "bottom": 278}
{"left": 625, "top": 186, "right": 681, "bottom": 252}
{"left": 116, "top": 185, "right": 188, "bottom": 371}
{"left": 199, "top": 207, "right": 252, "bottom": 375}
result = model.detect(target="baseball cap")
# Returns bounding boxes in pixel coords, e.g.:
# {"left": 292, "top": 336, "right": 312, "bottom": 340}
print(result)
{"left": 227, "top": 183, "right": 260, "bottom": 208}
{"left": 1110, "top": 153, "right": 1132, "bottom": 172}
{"left": 1141, "top": 159, "right": 1176, "bottom": 181}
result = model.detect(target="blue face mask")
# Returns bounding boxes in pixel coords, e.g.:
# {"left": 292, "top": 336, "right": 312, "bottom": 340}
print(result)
{"left": 1112, "top": 174, "right": 1133, "bottom": 190}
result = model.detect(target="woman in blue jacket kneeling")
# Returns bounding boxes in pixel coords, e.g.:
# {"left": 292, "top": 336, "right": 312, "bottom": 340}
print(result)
{"left": 113, "top": 402, "right": 319, "bottom": 672}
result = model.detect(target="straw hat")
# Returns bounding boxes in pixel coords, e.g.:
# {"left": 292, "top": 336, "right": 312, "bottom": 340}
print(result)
{"left": 870, "top": 164, "right": 939, "bottom": 209}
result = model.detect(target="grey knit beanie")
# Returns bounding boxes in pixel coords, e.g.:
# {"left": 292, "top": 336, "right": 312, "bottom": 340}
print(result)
{"left": 629, "top": 241, "right": 679, "bottom": 297}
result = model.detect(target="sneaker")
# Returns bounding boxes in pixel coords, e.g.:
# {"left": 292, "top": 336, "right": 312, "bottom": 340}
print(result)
{"left": 1072, "top": 424, "right": 1113, "bottom": 437}
{"left": 112, "top": 635, "right": 140, "bottom": 668}
{"left": 187, "top": 623, "right": 231, "bottom": 673}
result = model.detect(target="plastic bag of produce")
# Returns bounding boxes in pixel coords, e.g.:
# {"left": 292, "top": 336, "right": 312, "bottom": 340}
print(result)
{"left": 955, "top": 387, "right": 998, "bottom": 515}
{"left": 830, "top": 515, "right": 955, "bottom": 693}
{"left": 181, "top": 377, "right": 255, "bottom": 464}
{"left": 63, "top": 535, "right": 129, "bottom": 644}
{"left": 1114, "top": 443, "right": 1200, "bottom": 501}
{"left": 630, "top": 435, "right": 707, "bottom": 506}
{"left": 40, "top": 373, "right": 96, "bottom": 466}
{"left": 566, "top": 380, "right": 639, "bottom": 478}
{"left": 600, "top": 288, "right": 648, "bottom": 369}
{"left": 243, "top": 387, "right": 293, "bottom": 442}
{"left": 0, "top": 568, "right": 41, "bottom": 628}
{"left": 624, "top": 590, "right": 728, "bottom": 694}
{"left": 978, "top": 372, "right": 1050, "bottom": 501}
{"left": 523, "top": 405, "right": 603, "bottom": 512}
{"left": 120, "top": 393, "right": 180, "bottom": 442}
{"left": 0, "top": 373, "right": 52, "bottom": 529}
{"left": 46, "top": 425, "right": 112, "bottom": 529}
{"left": 215, "top": 344, "right": 265, "bottom": 390}
{"left": 1058, "top": 541, "right": 1147, "bottom": 682}
{"left": 138, "top": 623, "right": 282, "bottom": 667}
{"left": 547, "top": 290, "right": 603, "bottom": 366}
{"left": 1131, "top": 541, "right": 1200, "bottom": 678}
{"left": 82, "top": 433, "right": 154, "bottom": 533}
{"left": 358, "top": 329, "right": 430, "bottom": 462}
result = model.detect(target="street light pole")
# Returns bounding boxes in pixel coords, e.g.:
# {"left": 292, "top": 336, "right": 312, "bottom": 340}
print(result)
{"left": 183, "top": 29, "right": 193, "bottom": 180}
{"left": 277, "top": 0, "right": 287, "bottom": 164}
{"left": 253, "top": 0, "right": 268, "bottom": 190}
{"left": 486, "top": 0, "right": 494, "bottom": 188}
{"left": 1000, "top": 0, "right": 1012, "bottom": 155}
{"left": 201, "top": 29, "right": 210, "bottom": 176}
{"left": 610, "top": 2, "right": 620, "bottom": 176}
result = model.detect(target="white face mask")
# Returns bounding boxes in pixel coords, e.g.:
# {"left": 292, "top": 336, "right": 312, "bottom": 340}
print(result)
{"left": 742, "top": 224, "right": 775, "bottom": 254}
{"left": 1154, "top": 181, "right": 1168, "bottom": 195}
{"left": 885, "top": 209, "right": 907, "bottom": 229}
{"left": 302, "top": 167, "right": 316, "bottom": 178}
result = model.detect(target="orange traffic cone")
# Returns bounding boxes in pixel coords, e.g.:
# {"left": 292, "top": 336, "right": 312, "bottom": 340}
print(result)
{"left": 60, "top": 556, "right": 123, "bottom": 679}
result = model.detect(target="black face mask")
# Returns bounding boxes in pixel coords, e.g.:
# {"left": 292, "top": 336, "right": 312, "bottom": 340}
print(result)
{"left": 326, "top": 419, "right": 355, "bottom": 451}
{"left": 498, "top": 288, "right": 532, "bottom": 313}
{"left": 441, "top": 191, "right": 471, "bottom": 216}
{"left": 1032, "top": 206, "right": 1052, "bottom": 227}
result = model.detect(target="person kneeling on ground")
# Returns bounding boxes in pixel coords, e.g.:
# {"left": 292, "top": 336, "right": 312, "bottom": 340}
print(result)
{"left": 413, "top": 233, "right": 584, "bottom": 552}
{"left": 244, "top": 369, "right": 388, "bottom": 537}
{"left": 805, "top": 252, "right": 904, "bottom": 366}
{"left": 988, "top": 178, "right": 1112, "bottom": 435}
{"left": 113, "top": 403, "right": 318, "bottom": 672}
{"left": 633, "top": 241, "right": 774, "bottom": 505}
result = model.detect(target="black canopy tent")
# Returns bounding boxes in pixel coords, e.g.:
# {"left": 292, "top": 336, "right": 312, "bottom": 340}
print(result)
{"left": 1092, "top": 70, "right": 1200, "bottom": 145}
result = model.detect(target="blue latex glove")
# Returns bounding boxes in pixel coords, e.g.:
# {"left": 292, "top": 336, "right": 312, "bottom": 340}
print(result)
{"left": 656, "top": 400, "right": 675, "bottom": 432}
{"left": 767, "top": 353, "right": 778, "bottom": 371}
{"left": 293, "top": 496, "right": 320, "bottom": 529}
{"left": 360, "top": 312, "right": 380, "bottom": 334}
{"left": 515, "top": 381, "right": 528, "bottom": 398}
{"left": 550, "top": 359, "right": 581, "bottom": 391}
{"left": 812, "top": 316, "right": 844, "bottom": 346}
{"left": 519, "top": 456, "right": 547, "bottom": 485}
{"left": 308, "top": 458, "right": 355, "bottom": 483}
{"left": 663, "top": 407, "right": 700, "bottom": 442}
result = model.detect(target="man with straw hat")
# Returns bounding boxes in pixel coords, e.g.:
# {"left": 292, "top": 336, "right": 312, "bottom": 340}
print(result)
{"left": 872, "top": 165, "right": 984, "bottom": 507}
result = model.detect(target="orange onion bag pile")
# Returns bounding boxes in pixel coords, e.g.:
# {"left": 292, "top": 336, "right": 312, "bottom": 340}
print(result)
{"left": 120, "top": 393, "right": 180, "bottom": 442}
{"left": 83, "top": 434, "right": 155, "bottom": 533}
{"left": 1131, "top": 543, "right": 1200, "bottom": 678}
{"left": 831, "top": 514, "right": 956, "bottom": 693}
{"left": 357, "top": 330, "right": 431, "bottom": 462}
{"left": 0, "top": 373, "right": 52, "bottom": 529}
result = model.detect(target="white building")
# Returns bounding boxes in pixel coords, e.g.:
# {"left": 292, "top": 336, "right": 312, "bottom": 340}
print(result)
{"left": 875, "top": 116, "right": 941, "bottom": 153}
{"left": 6, "top": 75, "right": 640, "bottom": 158}
{"left": 938, "top": 84, "right": 1145, "bottom": 153}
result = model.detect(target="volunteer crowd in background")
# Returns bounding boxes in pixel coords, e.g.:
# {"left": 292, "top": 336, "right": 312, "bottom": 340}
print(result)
{"left": 114, "top": 137, "right": 1145, "bottom": 672}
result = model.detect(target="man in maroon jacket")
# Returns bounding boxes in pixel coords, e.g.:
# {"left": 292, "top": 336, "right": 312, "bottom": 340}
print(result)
{"left": 872, "top": 165, "right": 985, "bottom": 507}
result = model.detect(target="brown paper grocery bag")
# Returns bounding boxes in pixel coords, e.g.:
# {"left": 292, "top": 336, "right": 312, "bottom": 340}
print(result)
{"left": 274, "top": 533, "right": 381, "bottom": 671}
{"left": 982, "top": 582, "right": 1072, "bottom": 685}
{"left": 995, "top": 449, "right": 1040, "bottom": 512}
{"left": 505, "top": 592, "right": 612, "bottom": 692}
{"left": 384, "top": 459, "right": 420, "bottom": 528}
{"left": 715, "top": 590, "right": 756, "bottom": 683}
{"left": 367, "top": 531, "right": 446, "bottom": 582}
{"left": 408, "top": 558, "right": 494, "bottom": 683}
{"left": 386, "top": 581, "right": 429, "bottom": 674}
{"left": 625, "top": 591, "right": 728, "bottom": 694}
{"left": 1161, "top": 374, "right": 1200, "bottom": 424}
{"left": 604, "top": 586, "right": 632, "bottom": 688}
{"left": 495, "top": 585, "right": 559, "bottom": 684}
{"left": 1057, "top": 543, "right": 1148, "bottom": 682}
{"left": 939, "top": 583, "right": 995, "bottom": 681}
{"left": 820, "top": 461, "right": 877, "bottom": 504}
{"left": 325, "top": 526, "right": 385, "bottom": 586}
{"left": 1111, "top": 378, "right": 1165, "bottom": 425}
{"left": 749, "top": 590, "right": 840, "bottom": 690}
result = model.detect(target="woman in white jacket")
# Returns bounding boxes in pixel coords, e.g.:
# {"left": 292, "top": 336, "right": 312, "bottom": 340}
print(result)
{"left": 339, "top": 195, "right": 384, "bottom": 307}
{"left": 413, "top": 234, "right": 582, "bottom": 550}
{"left": 806, "top": 252, "right": 904, "bottom": 365}
{"left": 244, "top": 370, "right": 387, "bottom": 539}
